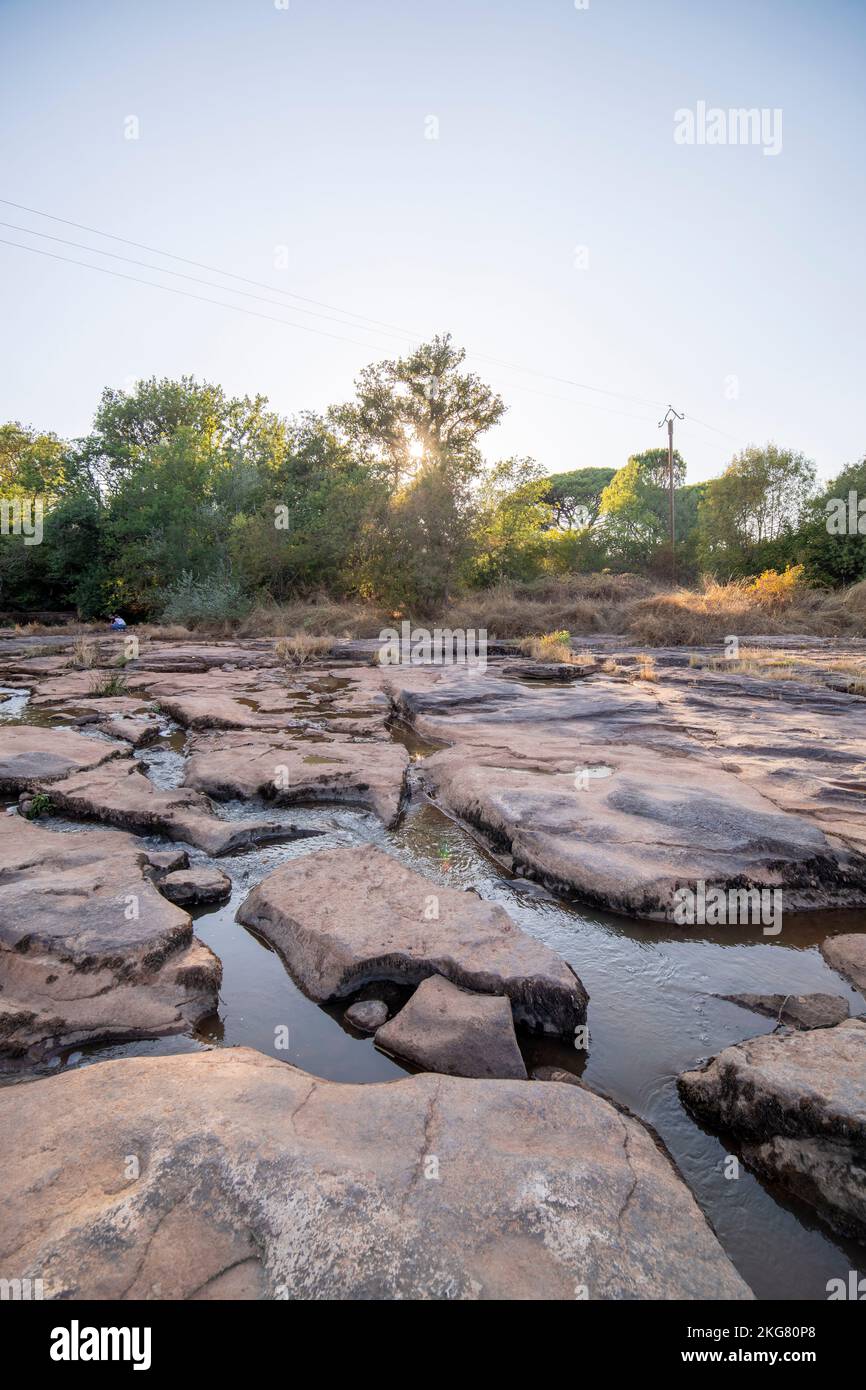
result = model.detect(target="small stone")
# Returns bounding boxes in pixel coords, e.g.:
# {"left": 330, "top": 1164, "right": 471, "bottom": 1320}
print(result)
{"left": 159, "top": 867, "right": 232, "bottom": 906}
{"left": 344, "top": 1000, "right": 388, "bottom": 1032}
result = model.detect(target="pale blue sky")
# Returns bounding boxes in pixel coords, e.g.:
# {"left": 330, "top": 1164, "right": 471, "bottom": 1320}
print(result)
{"left": 1, "top": 0, "right": 864, "bottom": 484}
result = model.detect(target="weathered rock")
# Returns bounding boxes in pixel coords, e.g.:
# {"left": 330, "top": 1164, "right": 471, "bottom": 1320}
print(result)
{"left": 376, "top": 975, "right": 528, "bottom": 1079}
{"left": 184, "top": 730, "right": 409, "bottom": 827}
{"left": 501, "top": 661, "right": 592, "bottom": 682}
{"left": 389, "top": 663, "right": 866, "bottom": 917}
{"left": 96, "top": 716, "right": 161, "bottom": 748}
{"left": 159, "top": 867, "right": 232, "bottom": 906}
{"left": 237, "top": 845, "right": 587, "bottom": 1035}
{"left": 0, "top": 1046, "right": 753, "bottom": 1300}
{"left": 679, "top": 1020, "right": 866, "bottom": 1240}
{"left": 344, "top": 999, "right": 388, "bottom": 1032}
{"left": 0, "top": 817, "right": 220, "bottom": 1063}
{"left": 0, "top": 724, "right": 126, "bottom": 791}
{"left": 42, "top": 758, "right": 318, "bottom": 857}
{"left": 821, "top": 934, "right": 866, "bottom": 1004}
{"left": 719, "top": 992, "right": 850, "bottom": 1030}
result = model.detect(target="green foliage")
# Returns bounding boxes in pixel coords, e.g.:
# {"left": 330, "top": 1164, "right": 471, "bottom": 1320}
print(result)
{"left": 697, "top": 444, "right": 816, "bottom": 574}
{"left": 597, "top": 448, "right": 687, "bottom": 568}
{"left": 160, "top": 570, "right": 252, "bottom": 628}
{"left": 801, "top": 456, "right": 866, "bottom": 587}
{"left": 0, "top": 349, "right": 856, "bottom": 622}
{"left": 469, "top": 457, "right": 553, "bottom": 585}
{"left": 545, "top": 467, "right": 616, "bottom": 529}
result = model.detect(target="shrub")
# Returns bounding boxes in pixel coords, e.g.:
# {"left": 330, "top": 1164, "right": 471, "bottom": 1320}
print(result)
{"left": 746, "top": 565, "right": 805, "bottom": 607}
{"left": 159, "top": 571, "right": 251, "bottom": 629}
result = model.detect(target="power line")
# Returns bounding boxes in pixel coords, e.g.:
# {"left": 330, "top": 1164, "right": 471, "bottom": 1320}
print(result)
{"left": 0, "top": 237, "right": 389, "bottom": 352}
{"left": 0, "top": 219, "right": 401, "bottom": 344}
{"left": 0, "top": 196, "right": 421, "bottom": 344}
{"left": 0, "top": 236, "right": 661, "bottom": 427}
{"left": 0, "top": 196, "right": 746, "bottom": 444}
{"left": 0, "top": 196, "right": 670, "bottom": 413}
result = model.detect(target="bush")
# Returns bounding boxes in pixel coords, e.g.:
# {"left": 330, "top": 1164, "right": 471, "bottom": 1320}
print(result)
{"left": 746, "top": 565, "right": 805, "bottom": 607}
{"left": 159, "top": 571, "right": 251, "bottom": 629}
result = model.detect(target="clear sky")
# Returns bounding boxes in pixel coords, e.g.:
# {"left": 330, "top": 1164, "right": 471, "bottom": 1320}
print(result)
{"left": 0, "top": 0, "right": 863, "bottom": 485}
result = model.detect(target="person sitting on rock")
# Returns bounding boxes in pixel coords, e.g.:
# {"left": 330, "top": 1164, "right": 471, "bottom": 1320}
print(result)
{"left": 107, "top": 613, "right": 127, "bottom": 630}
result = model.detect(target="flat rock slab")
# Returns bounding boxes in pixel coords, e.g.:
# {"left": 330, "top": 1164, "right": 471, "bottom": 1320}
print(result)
{"left": 0, "top": 1046, "right": 752, "bottom": 1300}
{"left": 237, "top": 844, "right": 587, "bottom": 1035}
{"left": 719, "top": 992, "right": 850, "bottom": 1030}
{"left": 185, "top": 730, "right": 408, "bottom": 827}
{"left": 679, "top": 1019, "right": 866, "bottom": 1240}
{"left": 96, "top": 716, "right": 161, "bottom": 748}
{"left": 376, "top": 974, "right": 528, "bottom": 1079}
{"left": 159, "top": 867, "right": 232, "bottom": 906}
{"left": 501, "top": 662, "right": 593, "bottom": 682}
{"left": 0, "top": 725, "right": 126, "bottom": 791}
{"left": 0, "top": 817, "right": 220, "bottom": 1063}
{"left": 41, "top": 758, "right": 316, "bottom": 857}
{"left": 390, "top": 664, "right": 866, "bottom": 916}
{"left": 820, "top": 934, "right": 866, "bottom": 1003}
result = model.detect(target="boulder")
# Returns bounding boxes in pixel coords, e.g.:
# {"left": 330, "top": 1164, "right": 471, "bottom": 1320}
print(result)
{"left": 184, "top": 730, "right": 409, "bottom": 827}
{"left": 678, "top": 1020, "right": 866, "bottom": 1240}
{"left": 376, "top": 974, "right": 528, "bottom": 1079}
{"left": 236, "top": 845, "right": 587, "bottom": 1035}
{"left": 0, "top": 1046, "right": 753, "bottom": 1300}
{"left": 0, "top": 724, "right": 126, "bottom": 791}
{"left": 820, "top": 934, "right": 866, "bottom": 1003}
{"left": 159, "top": 867, "right": 232, "bottom": 906}
{"left": 0, "top": 817, "right": 220, "bottom": 1063}
{"left": 718, "top": 992, "right": 850, "bottom": 1030}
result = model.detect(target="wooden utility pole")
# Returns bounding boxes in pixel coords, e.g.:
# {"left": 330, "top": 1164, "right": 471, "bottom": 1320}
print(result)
{"left": 658, "top": 405, "right": 684, "bottom": 584}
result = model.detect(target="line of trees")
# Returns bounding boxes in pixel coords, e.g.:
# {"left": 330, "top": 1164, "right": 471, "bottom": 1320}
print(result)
{"left": 0, "top": 334, "right": 863, "bottom": 621}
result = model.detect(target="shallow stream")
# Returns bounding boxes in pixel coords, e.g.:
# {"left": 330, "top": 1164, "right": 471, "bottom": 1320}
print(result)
{"left": 2, "top": 682, "right": 865, "bottom": 1299}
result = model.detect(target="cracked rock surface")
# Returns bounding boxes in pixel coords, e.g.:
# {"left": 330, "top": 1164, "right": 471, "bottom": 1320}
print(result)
{"left": 0, "top": 1046, "right": 753, "bottom": 1300}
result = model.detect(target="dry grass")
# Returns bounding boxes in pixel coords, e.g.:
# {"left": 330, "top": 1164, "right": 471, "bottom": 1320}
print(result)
{"left": 68, "top": 636, "right": 101, "bottom": 669}
{"left": 135, "top": 623, "right": 193, "bottom": 641}
{"left": 238, "top": 595, "right": 388, "bottom": 639}
{"left": 515, "top": 629, "right": 580, "bottom": 663}
{"left": 275, "top": 633, "right": 335, "bottom": 666}
{"left": 633, "top": 653, "right": 657, "bottom": 681}
{"left": 623, "top": 576, "right": 866, "bottom": 646}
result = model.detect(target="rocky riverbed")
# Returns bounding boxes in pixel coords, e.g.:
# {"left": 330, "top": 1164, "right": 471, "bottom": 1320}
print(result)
{"left": 0, "top": 631, "right": 864, "bottom": 1300}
